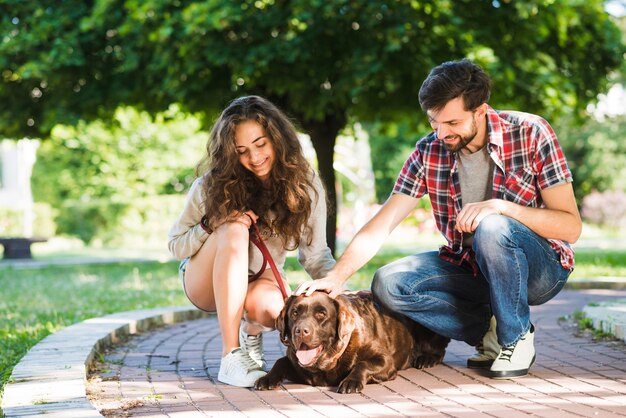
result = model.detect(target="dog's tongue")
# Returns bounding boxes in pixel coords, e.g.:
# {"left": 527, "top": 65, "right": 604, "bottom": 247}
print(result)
{"left": 296, "top": 344, "right": 323, "bottom": 366}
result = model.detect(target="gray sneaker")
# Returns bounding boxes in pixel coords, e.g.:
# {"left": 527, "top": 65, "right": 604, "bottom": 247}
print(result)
{"left": 239, "top": 325, "right": 267, "bottom": 371}
{"left": 467, "top": 316, "right": 499, "bottom": 369}
{"left": 217, "top": 348, "right": 267, "bottom": 387}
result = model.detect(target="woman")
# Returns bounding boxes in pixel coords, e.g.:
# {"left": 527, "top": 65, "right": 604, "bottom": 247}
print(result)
{"left": 168, "top": 96, "right": 335, "bottom": 387}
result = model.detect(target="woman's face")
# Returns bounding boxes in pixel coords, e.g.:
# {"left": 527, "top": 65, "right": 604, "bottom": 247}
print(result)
{"left": 234, "top": 120, "right": 276, "bottom": 183}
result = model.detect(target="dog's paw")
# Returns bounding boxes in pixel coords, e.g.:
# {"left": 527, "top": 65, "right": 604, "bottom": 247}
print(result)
{"left": 254, "top": 375, "right": 280, "bottom": 391}
{"left": 337, "top": 377, "right": 364, "bottom": 394}
{"left": 414, "top": 353, "right": 443, "bottom": 369}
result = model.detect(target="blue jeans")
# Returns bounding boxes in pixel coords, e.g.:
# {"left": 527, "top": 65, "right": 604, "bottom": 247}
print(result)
{"left": 372, "top": 215, "right": 572, "bottom": 347}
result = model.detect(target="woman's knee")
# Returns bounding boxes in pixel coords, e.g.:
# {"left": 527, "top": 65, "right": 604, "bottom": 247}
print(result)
{"left": 213, "top": 221, "right": 250, "bottom": 249}
{"left": 244, "top": 288, "right": 284, "bottom": 327}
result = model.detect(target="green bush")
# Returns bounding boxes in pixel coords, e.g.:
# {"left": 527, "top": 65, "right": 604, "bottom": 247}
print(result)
{"left": 30, "top": 105, "right": 205, "bottom": 243}
{"left": 52, "top": 195, "right": 184, "bottom": 247}
{"left": 557, "top": 114, "right": 626, "bottom": 203}
{"left": 107, "top": 195, "right": 184, "bottom": 249}
{"left": 365, "top": 120, "right": 429, "bottom": 203}
{"left": 55, "top": 199, "right": 129, "bottom": 244}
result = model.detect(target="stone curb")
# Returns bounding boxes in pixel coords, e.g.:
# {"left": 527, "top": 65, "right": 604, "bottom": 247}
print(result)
{"left": 1, "top": 306, "right": 210, "bottom": 418}
{"left": 583, "top": 298, "right": 626, "bottom": 342}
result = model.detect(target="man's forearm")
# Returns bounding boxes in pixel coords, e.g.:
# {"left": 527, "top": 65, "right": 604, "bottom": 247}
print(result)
{"left": 502, "top": 202, "right": 581, "bottom": 243}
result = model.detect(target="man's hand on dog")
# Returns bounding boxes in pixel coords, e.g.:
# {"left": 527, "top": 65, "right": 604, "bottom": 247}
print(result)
{"left": 294, "top": 276, "right": 344, "bottom": 298}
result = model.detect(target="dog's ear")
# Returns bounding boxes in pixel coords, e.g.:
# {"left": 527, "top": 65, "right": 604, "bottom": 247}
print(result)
{"left": 276, "top": 295, "right": 295, "bottom": 346}
{"left": 335, "top": 295, "right": 356, "bottom": 345}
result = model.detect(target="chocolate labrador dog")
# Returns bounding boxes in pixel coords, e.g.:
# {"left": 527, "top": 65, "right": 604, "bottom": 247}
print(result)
{"left": 255, "top": 290, "right": 449, "bottom": 393}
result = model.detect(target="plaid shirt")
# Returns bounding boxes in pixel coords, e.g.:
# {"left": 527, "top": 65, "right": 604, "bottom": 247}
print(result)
{"left": 394, "top": 106, "right": 575, "bottom": 273}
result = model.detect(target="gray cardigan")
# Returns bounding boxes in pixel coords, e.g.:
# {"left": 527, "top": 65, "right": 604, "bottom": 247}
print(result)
{"left": 167, "top": 173, "right": 335, "bottom": 281}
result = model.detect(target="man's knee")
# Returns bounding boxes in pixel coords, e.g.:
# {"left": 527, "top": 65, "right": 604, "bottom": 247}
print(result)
{"left": 473, "top": 214, "right": 521, "bottom": 254}
{"left": 371, "top": 265, "right": 399, "bottom": 309}
{"left": 475, "top": 214, "right": 514, "bottom": 241}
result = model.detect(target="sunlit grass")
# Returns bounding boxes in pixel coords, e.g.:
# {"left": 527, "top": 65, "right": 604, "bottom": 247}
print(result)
{"left": 0, "top": 261, "right": 187, "bottom": 403}
{"left": 568, "top": 249, "right": 626, "bottom": 279}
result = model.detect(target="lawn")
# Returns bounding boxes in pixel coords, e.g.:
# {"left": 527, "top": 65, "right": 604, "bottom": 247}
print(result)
{"left": 1, "top": 245, "right": 625, "bottom": 409}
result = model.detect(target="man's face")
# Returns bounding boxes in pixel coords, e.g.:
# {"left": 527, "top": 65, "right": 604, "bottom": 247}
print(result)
{"left": 427, "top": 97, "right": 480, "bottom": 153}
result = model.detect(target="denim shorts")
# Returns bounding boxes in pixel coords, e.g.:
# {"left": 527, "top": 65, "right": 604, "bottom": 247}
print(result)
{"left": 178, "top": 257, "right": 190, "bottom": 282}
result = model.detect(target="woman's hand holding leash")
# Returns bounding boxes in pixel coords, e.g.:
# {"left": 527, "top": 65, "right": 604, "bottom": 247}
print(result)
{"left": 232, "top": 210, "right": 258, "bottom": 228}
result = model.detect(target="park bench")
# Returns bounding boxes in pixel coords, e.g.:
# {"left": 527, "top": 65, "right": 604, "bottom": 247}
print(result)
{"left": 0, "top": 237, "right": 48, "bottom": 259}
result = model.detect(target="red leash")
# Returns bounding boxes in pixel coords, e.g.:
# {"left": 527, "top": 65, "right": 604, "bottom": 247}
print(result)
{"left": 248, "top": 222, "right": 289, "bottom": 300}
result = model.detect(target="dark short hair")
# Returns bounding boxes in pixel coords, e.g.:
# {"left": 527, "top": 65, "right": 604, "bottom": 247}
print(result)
{"left": 418, "top": 59, "right": 491, "bottom": 113}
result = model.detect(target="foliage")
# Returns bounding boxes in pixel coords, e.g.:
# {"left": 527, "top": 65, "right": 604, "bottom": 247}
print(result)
{"left": 556, "top": 114, "right": 626, "bottom": 202}
{"left": 32, "top": 105, "right": 205, "bottom": 206}
{"left": 109, "top": 195, "right": 187, "bottom": 248}
{"left": 30, "top": 106, "right": 205, "bottom": 242}
{"left": 1, "top": 0, "right": 623, "bottom": 251}
{"left": 53, "top": 199, "right": 128, "bottom": 244}
{"left": 37, "top": 194, "right": 186, "bottom": 246}
{"left": 364, "top": 119, "right": 430, "bottom": 203}
{"left": 1, "top": 0, "right": 622, "bottom": 135}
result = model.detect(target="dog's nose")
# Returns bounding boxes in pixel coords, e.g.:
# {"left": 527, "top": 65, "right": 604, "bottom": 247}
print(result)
{"left": 294, "top": 325, "right": 310, "bottom": 336}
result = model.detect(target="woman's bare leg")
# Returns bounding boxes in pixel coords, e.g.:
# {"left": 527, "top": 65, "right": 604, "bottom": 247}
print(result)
{"left": 242, "top": 272, "right": 288, "bottom": 335}
{"left": 183, "top": 222, "right": 249, "bottom": 356}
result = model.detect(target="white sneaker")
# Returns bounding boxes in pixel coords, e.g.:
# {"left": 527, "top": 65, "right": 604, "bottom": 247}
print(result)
{"left": 239, "top": 325, "right": 267, "bottom": 371}
{"left": 217, "top": 348, "right": 267, "bottom": 387}
{"left": 490, "top": 324, "right": 536, "bottom": 379}
{"left": 467, "top": 316, "right": 499, "bottom": 369}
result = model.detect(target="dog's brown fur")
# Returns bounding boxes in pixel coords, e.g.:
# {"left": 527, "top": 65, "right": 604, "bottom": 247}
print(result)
{"left": 255, "top": 291, "right": 449, "bottom": 393}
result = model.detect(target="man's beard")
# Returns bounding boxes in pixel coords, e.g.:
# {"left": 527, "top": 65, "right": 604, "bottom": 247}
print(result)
{"left": 442, "top": 119, "right": 478, "bottom": 153}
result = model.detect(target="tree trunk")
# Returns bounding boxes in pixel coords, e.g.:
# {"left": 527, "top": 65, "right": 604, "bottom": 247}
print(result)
{"left": 302, "top": 114, "right": 347, "bottom": 256}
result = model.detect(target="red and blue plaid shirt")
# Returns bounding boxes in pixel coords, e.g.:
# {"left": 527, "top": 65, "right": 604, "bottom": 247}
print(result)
{"left": 394, "top": 106, "right": 575, "bottom": 273}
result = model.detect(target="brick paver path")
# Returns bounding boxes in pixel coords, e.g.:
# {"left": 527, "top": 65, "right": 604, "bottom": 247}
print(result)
{"left": 88, "top": 289, "right": 626, "bottom": 417}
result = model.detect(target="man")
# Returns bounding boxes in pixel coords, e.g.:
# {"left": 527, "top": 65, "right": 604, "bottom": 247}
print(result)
{"left": 296, "top": 59, "right": 581, "bottom": 379}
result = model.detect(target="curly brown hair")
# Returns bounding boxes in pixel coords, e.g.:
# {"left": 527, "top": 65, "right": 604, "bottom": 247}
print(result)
{"left": 196, "top": 95, "right": 319, "bottom": 249}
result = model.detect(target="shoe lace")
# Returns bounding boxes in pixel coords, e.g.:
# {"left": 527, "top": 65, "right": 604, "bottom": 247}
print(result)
{"left": 244, "top": 334, "right": 264, "bottom": 359}
{"left": 497, "top": 345, "right": 515, "bottom": 361}
{"left": 498, "top": 336, "right": 526, "bottom": 362}
{"left": 232, "top": 350, "right": 261, "bottom": 372}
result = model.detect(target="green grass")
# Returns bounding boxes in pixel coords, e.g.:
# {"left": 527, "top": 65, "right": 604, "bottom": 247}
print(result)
{"left": 567, "top": 249, "right": 626, "bottom": 279}
{"left": 1, "top": 246, "right": 625, "bottom": 410}
{"left": 561, "top": 310, "right": 617, "bottom": 341}
{"left": 0, "top": 261, "right": 187, "bottom": 405}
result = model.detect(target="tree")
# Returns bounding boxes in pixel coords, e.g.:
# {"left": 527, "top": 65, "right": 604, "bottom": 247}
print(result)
{"left": 1, "top": 0, "right": 623, "bottom": 253}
